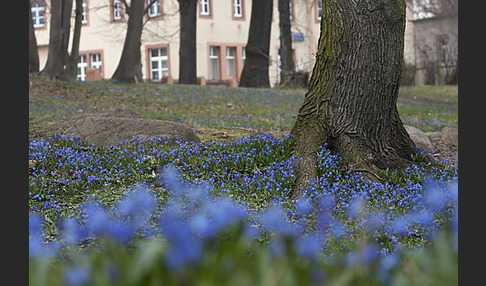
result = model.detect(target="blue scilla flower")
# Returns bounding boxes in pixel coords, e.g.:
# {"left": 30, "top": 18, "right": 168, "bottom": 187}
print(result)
{"left": 29, "top": 213, "right": 42, "bottom": 236}
{"left": 329, "top": 219, "right": 346, "bottom": 239}
{"left": 295, "top": 197, "right": 313, "bottom": 217}
{"left": 159, "top": 164, "right": 187, "bottom": 197}
{"left": 29, "top": 235, "right": 60, "bottom": 260}
{"left": 164, "top": 232, "right": 204, "bottom": 270}
{"left": 359, "top": 243, "right": 379, "bottom": 266}
{"left": 205, "top": 198, "right": 248, "bottom": 232}
{"left": 81, "top": 201, "right": 111, "bottom": 238}
{"left": 349, "top": 193, "right": 367, "bottom": 218}
{"left": 295, "top": 233, "right": 325, "bottom": 261}
{"left": 60, "top": 218, "right": 87, "bottom": 245}
{"left": 64, "top": 266, "right": 90, "bottom": 286}
{"left": 259, "top": 205, "right": 302, "bottom": 237}
{"left": 390, "top": 216, "right": 410, "bottom": 236}
{"left": 423, "top": 179, "right": 449, "bottom": 212}
{"left": 243, "top": 224, "right": 260, "bottom": 240}
{"left": 106, "top": 220, "right": 136, "bottom": 244}
{"left": 117, "top": 185, "right": 156, "bottom": 229}
{"left": 269, "top": 238, "right": 286, "bottom": 258}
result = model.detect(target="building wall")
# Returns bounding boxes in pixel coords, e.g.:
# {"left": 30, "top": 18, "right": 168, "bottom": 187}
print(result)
{"left": 33, "top": 0, "right": 415, "bottom": 87}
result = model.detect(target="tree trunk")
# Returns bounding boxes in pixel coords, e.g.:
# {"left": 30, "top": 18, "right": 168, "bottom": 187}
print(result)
{"left": 29, "top": 4, "right": 40, "bottom": 73}
{"left": 278, "top": 0, "right": 295, "bottom": 86}
{"left": 239, "top": 0, "right": 273, "bottom": 87}
{"left": 111, "top": 0, "right": 146, "bottom": 83}
{"left": 178, "top": 0, "right": 198, "bottom": 84}
{"left": 63, "top": 0, "right": 83, "bottom": 81}
{"left": 41, "top": 0, "right": 73, "bottom": 79}
{"left": 290, "top": 0, "right": 417, "bottom": 198}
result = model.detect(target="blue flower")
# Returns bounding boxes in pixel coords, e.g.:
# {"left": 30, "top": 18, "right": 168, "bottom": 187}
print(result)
{"left": 295, "top": 233, "right": 324, "bottom": 261}
{"left": 259, "top": 205, "right": 302, "bottom": 237}
{"left": 64, "top": 267, "right": 90, "bottom": 286}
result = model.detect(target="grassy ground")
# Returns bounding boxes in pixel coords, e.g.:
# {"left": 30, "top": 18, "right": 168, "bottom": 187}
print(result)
{"left": 29, "top": 75, "right": 458, "bottom": 141}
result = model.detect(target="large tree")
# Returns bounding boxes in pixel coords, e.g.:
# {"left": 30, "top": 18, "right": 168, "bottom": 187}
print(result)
{"left": 29, "top": 3, "right": 40, "bottom": 73}
{"left": 278, "top": 0, "right": 295, "bottom": 86}
{"left": 177, "top": 0, "right": 198, "bottom": 84}
{"left": 290, "top": 0, "right": 417, "bottom": 198}
{"left": 112, "top": 0, "right": 160, "bottom": 83}
{"left": 239, "top": 0, "right": 274, "bottom": 87}
{"left": 41, "top": 0, "right": 73, "bottom": 79}
{"left": 63, "top": 0, "right": 84, "bottom": 80}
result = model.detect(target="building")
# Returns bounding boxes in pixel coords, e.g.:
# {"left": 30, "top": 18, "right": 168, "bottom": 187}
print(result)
{"left": 31, "top": 0, "right": 426, "bottom": 87}
{"left": 404, "top": 0, "right": 458, "bottom": 85}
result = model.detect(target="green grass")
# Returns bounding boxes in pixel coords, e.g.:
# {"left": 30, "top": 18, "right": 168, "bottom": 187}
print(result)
{"left": 29, "top": 75, "right": 458, "bottom": 139}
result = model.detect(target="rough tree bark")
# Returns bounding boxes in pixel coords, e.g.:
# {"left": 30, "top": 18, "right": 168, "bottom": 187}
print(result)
{"left": 63, "top": 0, "right": 83, "bottom": 81}
{"left": 239, "top": 0, "right": 273, "bottom": 87}
{"left": 29, "top": 4, "right": 40, "bottom": 73}
{"left": 278, "top": 0, "right": 295, "bottom": 86}
{"left": 290, "top": 0, "right": 417, "bottom": 198}
{"left": 112, "top": 0, "right": 146, "bottom": 83}
{"left": 178, "top": 0, "right": 198, "bottom": 84}
{"left": 41, "top": 0, "right": 73, "bottom": 79}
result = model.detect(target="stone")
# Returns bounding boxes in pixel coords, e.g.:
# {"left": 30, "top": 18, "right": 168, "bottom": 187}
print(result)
{"left": 441, "top": 127, "right": 458, "bottom": 147}
{"left": 64, "top": 116, "right": 200, "bottom": 147}
{"left": 404, "top": 125, "right": 433, "bottom": 152}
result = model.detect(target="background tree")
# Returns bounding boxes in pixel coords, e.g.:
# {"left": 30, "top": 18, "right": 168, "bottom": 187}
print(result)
{"left": 112, "top": 0, "right": 160, "bottom": 83}
{"left": 177, "top": 0, "right": 197, "bottom": 84}
{"left": 64, "top": 0, "right": 84, "bottom": 80}
{"left": 290, "top": 0, "right": 417, "bottom": 198}
{"left": 41, "top": 0, "right": 73, "bottom": 79}
{"left": 407, "top": 0, "right": 458, "bottom": 84}
{"left": 29, "top": 3, "right": 40, "bottom": 73}
{"left": 278, "top": 0, "right": 295, "bottom": 86}
{"left": 239, "top": 0, "right": 274, "bottom": 87}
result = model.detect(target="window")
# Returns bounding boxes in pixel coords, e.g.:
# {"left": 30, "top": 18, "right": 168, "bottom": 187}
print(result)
{"left": 147, "top": 0, "right": 161, "bottom": 18}
{"left": 149, "top": 47, "right": 169, "bottom": 81}
{"left": 233, "top": 0, "right": 243, "bottom": 18}
{"left": 31, "top": 2, "right": 46, "bottom": 28}
{"left": 316, "top": 0, "right": 322, "bottom": 21}
{"left": 200, "top": 0, "right": 210, "bottom": 16}
{"left": 242, "top": 47, "right": 246, "bottom": 65}
{"left": 77, "top": 55, "right": 88, "bottom": 81}
{"left": 113, "top": 0, "right": 122, "bottom": 21}
{"left": 90, "top": 53, "right": 102, "bottom": 70}
{"left": 289, "top": 0, "right": 293, "bottom": 21}
{"left": 209, "top": 46, "right": 221, "bottom": 80}
{"left": 77, "top": 52, "right": 103, "bottom": 81}
{"left": 226, "top": 47, "right": 237, "bottom": 78}
{"left": 412, "top": 0, "right": 435, "bottom": 20}
{"left": 82, "top": 0, "right": 88, "bottom": 24}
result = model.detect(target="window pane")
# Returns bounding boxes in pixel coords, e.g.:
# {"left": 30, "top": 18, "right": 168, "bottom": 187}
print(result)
{"left": 159, "top": 48, "right": 167, "bottom": 57}
{"left": 226, "top": 47, "right": 236, "bottom": 58}
{"left": 151, "top": 49, "right": 159, "bottom": 57}
{"left": 161, "top": 60, "right": 168, "bottom": 69}
{"left": 151, "top": 61, "right": 158, "bottom": 70}
{"left": 152, "top": 71, "right": 159, "bottom": 80}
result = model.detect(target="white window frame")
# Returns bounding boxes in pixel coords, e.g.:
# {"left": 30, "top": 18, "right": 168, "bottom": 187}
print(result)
{"left": 242, "top": 47, "right": 246, "bottom": 64}
{"left": 289, "top": 0, "right": 293, "bottom": 21}
{"left": 90, "top": 53, "right": 102, "bottom": 70}
{"left": 113, "top": 0, "right": 122, "bottom": 20}
{"left": 200, "top": 0, "right": 210, "bottom": 16}
{"left": 81, "top": 0, "right": 88, "bottom": 24}
{"left": 209, "top": 46, "right": 221, "bottom": 80}
{"left": 317, "top": 0, "right": 322, "bottom": 20}
{"left": 31, "top": 2, "right": 46, "bottom": 28}
{"left": 226, "top": 47, "right": 237, "bottom": 78}
{"left": 77, "top": 55, "right": 88, "bottom": 81}
{"left": 233, "top": 0, "right": 243, "bottom": 18}
{"left": 147, "top": 0, "right": 161, "bottom": 18}
{"left": 149, "top": 47, "right": 169, "bottom": 81}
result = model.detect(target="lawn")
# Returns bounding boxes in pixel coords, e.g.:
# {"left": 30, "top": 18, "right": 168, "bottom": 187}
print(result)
{"left": 29, "top": 76, "right": 458, "bottom": 286}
